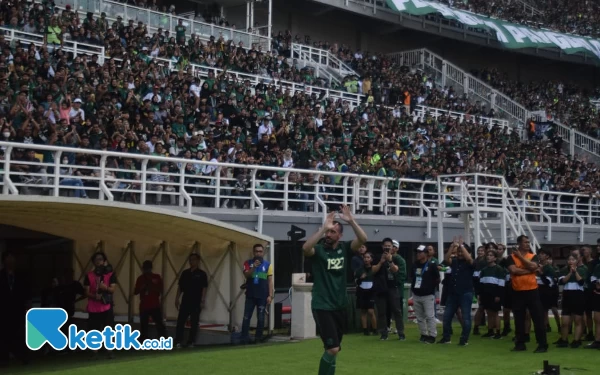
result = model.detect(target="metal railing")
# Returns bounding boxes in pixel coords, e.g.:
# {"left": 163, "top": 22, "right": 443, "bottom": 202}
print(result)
{"left": 388, "top": 48, "right": 527, "bottom": 131}
{"left": 53, "top": 0, "right": 270, "bottom": 50}
{"left": 414, "top": 105, "right": 510, "bottom": 130}
{"left": 0, "top": 23, "right": 365, "bottom": 109}
{"left": 291, "top": 43, "right": 358, "bottom": 82}
{"left": 551, "top": 120, "right": 600, "bottom": 161}
{"left": 388, "top": 48, "right": 600, "bottom": 158}
{"left": 2, "top": 142, "right": 599, "bottom": 242}
{"left": 0, "top": 27, "right": 105, "bottom": 65}
{"left": 140, "top": 56, "right": 366, "bottom": 107}
{"left": 292, "top": 45, "right": 341, "bottom": 87}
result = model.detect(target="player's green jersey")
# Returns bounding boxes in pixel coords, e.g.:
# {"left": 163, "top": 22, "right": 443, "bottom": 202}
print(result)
{"left": 310, "top": 240, "right": 353, "bottom": 311}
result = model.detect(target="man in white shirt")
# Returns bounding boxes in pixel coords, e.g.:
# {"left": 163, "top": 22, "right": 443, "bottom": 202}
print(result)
{"left": 257, "top": 120, "right": 272, "bottom": 138}
{"left": 143, "top": 85, "right": 162, "bottom": 104}
{"left": 69, "top": 98, "right": 85, "bottom": 124}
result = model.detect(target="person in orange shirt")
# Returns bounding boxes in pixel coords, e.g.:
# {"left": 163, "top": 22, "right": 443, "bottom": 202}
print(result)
{"left": 505, "top": 235, "right": 548, "bottom": 353}
{"left": 403, "top": 90, "right": 411, "bottom": 115}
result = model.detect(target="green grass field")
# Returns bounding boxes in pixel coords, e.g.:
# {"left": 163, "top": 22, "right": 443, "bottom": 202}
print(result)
{"left": 4, "top": 324, "right": 597, "bottom": 375}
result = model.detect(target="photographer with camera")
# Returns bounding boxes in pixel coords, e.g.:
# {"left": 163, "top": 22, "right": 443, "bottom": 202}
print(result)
{"left": 240, "top": 244, "right": 273, "bottom": 344}
{"left": 84, "top": 252, "right": 117, "bottom": 358}
{"left": 373, "top": 239, "right": 406, "bottom": 341}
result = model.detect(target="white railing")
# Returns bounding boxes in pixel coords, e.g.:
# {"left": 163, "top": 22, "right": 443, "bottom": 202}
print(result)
{"left": 0, "top": 24, "right": 364, "bottom": 109}
{"left": 0, "top": 27, "right": 105, "bottom": 65}
{"left": 292, "top": 45, "right": 341, "bottom": 87}
{"left": 2, "top": 142, "right": 599, "bottom": 242}
{"left": 414, "top": 105, "right": 510, "bottom": 130}
{"left": 439, "top": 173, "right": 539, "bottom": 249}
{"left": 387, "top": 48, "right": 600, "bottom": 157}
{"left": 552, "top": 120, "right": 600, "bottom": 161}
{"left": 140, "top": 56, "right": 365, "bottom": 108}
{"left": 388, "top": 48, "right": 528, "bottom": 131}
{"left": 291, "top": 43, "right": 358, "bottom": 81}
{"left": 53, "top": 0, "right": 270, "bottom": 50}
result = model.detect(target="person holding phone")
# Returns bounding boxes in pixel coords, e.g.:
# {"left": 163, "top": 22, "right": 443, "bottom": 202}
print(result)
{"left": 438, "top": 237, "right": 474, "bottom": 346}
{"left": 240, "top": 244, "right": 273, "bottom": 344}
{"left": 373, "top": 238, "right": 404, "bottom": 341}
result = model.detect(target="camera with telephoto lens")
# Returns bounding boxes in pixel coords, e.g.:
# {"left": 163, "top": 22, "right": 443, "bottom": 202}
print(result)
{"left": 94, "top": 264, "right": 114, "bottom": 305}
{"left": 252, "top": 256, "right": 263, "bottom": 266}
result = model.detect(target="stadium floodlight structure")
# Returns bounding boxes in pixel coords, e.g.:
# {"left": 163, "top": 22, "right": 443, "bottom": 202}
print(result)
{"left": 436, "top": 173, "right": 540, "bottom": 263}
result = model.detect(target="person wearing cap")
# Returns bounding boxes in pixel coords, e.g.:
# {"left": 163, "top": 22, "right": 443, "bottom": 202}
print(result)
{"left": 134, "top": 260, "right": 167, "bottom": 342}
{"left": 372, "top": 238, "right": 404, "bottom": 341}
{"left": 410, "top": 244, "right": 440, "bottom": 344}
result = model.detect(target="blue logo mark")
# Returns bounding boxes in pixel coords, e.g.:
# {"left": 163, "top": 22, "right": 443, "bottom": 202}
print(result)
{"left": 26, "top": 308, "right": 69, "bottom": 350}
{"left": 26, "top": 308, "right": 172, "bottom": 351}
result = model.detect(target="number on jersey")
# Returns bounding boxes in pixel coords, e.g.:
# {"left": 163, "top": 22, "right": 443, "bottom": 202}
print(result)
{"left": 327, "top": 257, "right": 344, "bottom": 270}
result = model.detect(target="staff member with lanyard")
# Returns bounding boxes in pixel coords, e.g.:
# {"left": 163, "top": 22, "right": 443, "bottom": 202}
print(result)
{"left": 411, "top": 244, "right": 440, "bottom": 344}
{"left": 240, "top": 244, "right": 274, "bottom": 344}
{"left": 506, "top": 235, "right": 548, "bottom": 353}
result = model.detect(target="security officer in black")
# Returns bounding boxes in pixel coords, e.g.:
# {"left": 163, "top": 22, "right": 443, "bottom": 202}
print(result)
{"left": 174, "top": 253, "right": 208, "bottom": 348}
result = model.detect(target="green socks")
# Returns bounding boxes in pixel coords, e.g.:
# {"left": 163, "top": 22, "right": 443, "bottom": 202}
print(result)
{"left": 319, "top": 351, "right": 337, "bottom": 375}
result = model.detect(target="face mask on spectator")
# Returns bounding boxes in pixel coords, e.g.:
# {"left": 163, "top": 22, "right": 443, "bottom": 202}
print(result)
{"left": 3, "top": 132, "right": 9, "bottom": 138}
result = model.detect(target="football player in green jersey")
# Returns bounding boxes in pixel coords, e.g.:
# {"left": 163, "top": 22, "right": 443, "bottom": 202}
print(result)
{"left": 302, "top": 205, "right": 367, "bottom": 375}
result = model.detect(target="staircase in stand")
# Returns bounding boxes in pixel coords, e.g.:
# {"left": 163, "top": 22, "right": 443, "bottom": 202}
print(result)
{"left": 291, "top": 43, "right": 358, "bottom": 87}
{"left": 437, "top": 173, "right": 539, "bottom": 252}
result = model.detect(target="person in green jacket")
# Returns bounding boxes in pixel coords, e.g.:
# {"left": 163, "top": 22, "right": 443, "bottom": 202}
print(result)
{"left": 479, "top": 250, "right": 506, "bottom": 339}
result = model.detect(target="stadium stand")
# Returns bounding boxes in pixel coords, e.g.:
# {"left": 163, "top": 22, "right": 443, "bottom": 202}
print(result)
{"left": 1, "top": 0, "right": 600, "bottom": 224}
{"left": 440, "top": 0, "right": 600, "bottom": 38}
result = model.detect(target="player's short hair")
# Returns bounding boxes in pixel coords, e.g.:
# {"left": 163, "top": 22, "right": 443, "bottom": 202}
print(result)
{"left": 332, "top": 221, "right": 343, "bottom": 233}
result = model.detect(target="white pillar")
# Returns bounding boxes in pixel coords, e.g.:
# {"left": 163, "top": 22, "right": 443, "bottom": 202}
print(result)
{"left": 246, "top": 2, "right": 251, "bottom": 31}
{"left": 291, "top": 273, "right": 316, "bottom": 340}
{"left": 267, "top": 0, "right": 272, "bottom": 41}
{"left": 250, "top": 1, "right": 255, "bottom": 32}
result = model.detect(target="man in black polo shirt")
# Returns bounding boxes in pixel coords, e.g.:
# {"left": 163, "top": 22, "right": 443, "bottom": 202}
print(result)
{"left": 411, "top": 245, "right": 440, "bottom": 344}
{"left": 175, "top": 253, "right": 208, "bottom": 348}
{"left": 438, "top": 239, "right": 474, "bottom": 346}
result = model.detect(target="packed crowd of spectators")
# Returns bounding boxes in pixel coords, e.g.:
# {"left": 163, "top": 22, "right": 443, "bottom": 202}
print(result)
{"left": 470, "top": 67, "right": 600, "bottom": 138}
{"left": 1, "top": 0, "right": 600, "bottom": 215}
{"left": 441, "top": 0, "right": 600, "bottom": 39}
